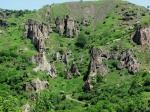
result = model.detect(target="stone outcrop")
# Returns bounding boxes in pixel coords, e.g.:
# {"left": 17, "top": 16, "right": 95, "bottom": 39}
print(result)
{"left": 23, "top": 19, "right": 57, "bottom": 78}
{"left": 22, "top": 19, "right": 52, "bottom": 51}
{"left": 0, "top": 19, "right": 8, "bottom": 26}
{"left": 82, "top": 80, "right": 93, "bottom": 91}
{"left": 55, "top": 15, "right": 80, "bottom": 37}
{"left": 70, "top": 62, "right": 81, "bottom": 76}
{"left": 55, "top": 17, "right": 65, "bottom": 35}
{"left": 117, "top": 49, "right": 140, "bottom": 74}
{"left": 88, "top": 48, "right": 109, "bottom": 77}
{"left": 24, "top": 78, "right": 49, "bottom": 93}
{"left": 31, "top": 53, "right": 57, "bottom": 78}
{"left": 133, "top": 26, "right": 150, "bottom": 45}
{"left": 65, "top": 69, "right": 72, "bottom": 79}
{"left": 56, "top": 52, "right": 68, "bottom": 64}
{"left": 23, "top": 104, "right": 30, "bottom": 112}
{"left": 81, "top": 18, "right": 90, "bottom": 26}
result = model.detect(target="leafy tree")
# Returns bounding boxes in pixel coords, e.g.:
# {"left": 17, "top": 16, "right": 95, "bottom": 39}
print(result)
{"left": 76, "top": 32, "right": 87, "bottom": 48}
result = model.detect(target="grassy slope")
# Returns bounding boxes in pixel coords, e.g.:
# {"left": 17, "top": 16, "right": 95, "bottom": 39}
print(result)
{"left": 0, "top": 0, "right": 150, "bottom": 111}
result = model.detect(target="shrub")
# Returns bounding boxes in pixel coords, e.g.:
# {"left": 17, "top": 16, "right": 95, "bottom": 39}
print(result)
{"left": 76, "top": 32, "right": 87, "bottom": 48}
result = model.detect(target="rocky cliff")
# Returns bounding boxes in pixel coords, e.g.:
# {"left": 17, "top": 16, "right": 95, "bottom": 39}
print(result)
{"left": 133, "top": 26, "right": 150, "bottom": 45}
{"left": 117, "top": 49, "right": 140, "bottom": 74}
{"left": 55, "top": 15, "right": 79, "bottom": 37}
{"left": 88, "top": 48, "right": 109, "bottom": 77}
{"left": 23, "top": 19, "right": 52, "bottom": 51}
{"left": 23, "top": 19, "right": 56, "bottom": 77}
{"left": 24, "top": 78, "right": 49, "bottom": 93}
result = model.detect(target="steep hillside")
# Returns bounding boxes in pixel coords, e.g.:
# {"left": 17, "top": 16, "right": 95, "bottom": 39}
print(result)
{"left": 1, "top": 0, "right": 150, "bottom": 111}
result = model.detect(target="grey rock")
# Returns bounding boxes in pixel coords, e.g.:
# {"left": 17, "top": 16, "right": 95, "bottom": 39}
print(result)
{"left": 25, "top": 78, "right": 49, "bottom": 93}
{"left": 133, "top": 26, "right": 150, "bottom": 45}
{"left": 70, "top": 62, "right": 81, "bottom": 77}
{"left": 117, "top": 49, "right": 140, "bottom": 74}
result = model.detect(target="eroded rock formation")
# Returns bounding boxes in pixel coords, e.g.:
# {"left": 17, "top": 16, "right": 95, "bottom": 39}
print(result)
{"left": 23, "top": 19, "right": 57, "bottom": 77}
{"left": 24, "top": 78, "right": 49, "bottom": 93}
{"left": 82, "top": 80, "right": 93, "bottom": 91}
{"left": 117, "top": 49, "right": 140, "bottom": 74}
{"left": 133, "top": 26, "right": 150, "bottom": 45}
{"left": 23, "top": 104, "right": 30, "bottom": 112}
{"left": 31, "top": 53, "right": 57, "bottom": 78}
{"left": 81, "top": 17, "right": 90, "bottom": 26}
{"left": 23, "top": 19, "right": 52, "bottom": 51}
{"left": 55, "top": 15, "right": 80, "bottom": 37}
{"left": 70, "top": 62, "right": 81, "bottom": 77}
{"left": 88, "top": 48, "right": 109, "bottom": 77}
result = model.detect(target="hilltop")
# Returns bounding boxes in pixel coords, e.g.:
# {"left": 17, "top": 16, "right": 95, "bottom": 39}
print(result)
{"left": 0, "top": 0, "right": 150, "bottom": 111}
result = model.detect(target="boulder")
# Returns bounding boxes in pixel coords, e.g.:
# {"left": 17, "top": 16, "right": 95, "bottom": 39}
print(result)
{"left": 117, "top": 49, "right": 140, "bottom": 74}
{"left": 133, "top": 26, "right": 150, "bottom": 45}
{"left": 25, "top": 78, "right": 49, "bottom": 93}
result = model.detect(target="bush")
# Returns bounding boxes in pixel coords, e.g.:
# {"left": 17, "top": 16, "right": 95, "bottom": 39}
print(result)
{"left": 76, "top": 32, "right": 87, "bottom": 48}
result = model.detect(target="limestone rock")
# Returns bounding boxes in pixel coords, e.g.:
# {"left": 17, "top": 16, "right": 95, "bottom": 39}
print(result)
{"left": 117, "top": 49, "right": 140, "bottom": 74}
{"left": 0, "top": 19, "right": 8, "bottom": 26}
{"left": 70, "top": 62, "right": 81, "bottom": 76}
{"left": 81, "top": 17, "right": 90, "bottom": 26}
{"left": 65, "top": 69, "right": 72, "bottom": 79}
{"left": 31, "top": 52, "right": 57, "bottom": 78}
{"left": 22, "top": 19, "right": 52, "bottom": 51}
{"left": 23, "top": 104, "right": 30, "bottom": 112}
{"left": 55, "top": 17, "right": 65, "bottom": 35}
{"left": 25, "top": 78, "right": 49, "bottom": 93}
{"left": 56, "top": 52, "right": 68, "bottom": 64}
{"left": 133, "top": 26, "right": 150, "bottom": 45}
{"left": 82, "top": 80, "right": 93, "bottom": 91}
{"left": 65, "top": 15, "right": 79, "bottom": 38}
{"left": 88, "top": 48, "right": 109, "bottom": 77}
{"left": 55, "top": 15, "right": 80, "bottom": 37}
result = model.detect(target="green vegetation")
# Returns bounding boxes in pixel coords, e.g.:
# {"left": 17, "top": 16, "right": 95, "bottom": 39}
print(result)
{"left": 0, "top": 0, "right": 150, "bottom": 111}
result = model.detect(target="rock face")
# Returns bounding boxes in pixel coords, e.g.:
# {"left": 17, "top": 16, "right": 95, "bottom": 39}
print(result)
{"left": 23, "top": 19, "right": 57, "bottom": 77}
{"left": 81, "top": 18, "right": 90, "bottom": 26}
{"left": 55, "top": 17, "right": 65, "bottom": 35}
{"left": 133, "top": 26, "right": 150, "bottom": 45}
{"left": 70, "top": 62, "right": 81, "bottom": 76}
{"left": 25, "top": 78, "right": 49, "bottom": 93}
{"left": 0, "top": 19, "right": 8, "bottom": 26}
{"left": 55, "top": 15, "right": 80, "bottom": 37}
{"left": 31, "top": 53, "right": 57, "bottom": 78}
{"left": 117, "top": 49, "right": 140, "bottom": 74}
{"left": 82, "top": 80, "right": 93, "bottom": 91}
{"left": 65, "top": 69, "right": 72, "bottom": 79}
{"left": 56, "top": 52, "right": 68, "bottom": 64}
{"left": 23, "top": 104, "right": 30, "bottom": 112}
{"left": 88, "top": 48, "right": 109, "bottom": 77}
{"left": 83, "top": 48, "right": 109, "bottom": 91}
{"left": 23, "top": 19, "right": 52, "bottom": 50}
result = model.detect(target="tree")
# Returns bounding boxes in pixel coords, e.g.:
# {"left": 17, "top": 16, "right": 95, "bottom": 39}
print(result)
{"left": 76, "top": 32, "right": 87, "bottom": 48}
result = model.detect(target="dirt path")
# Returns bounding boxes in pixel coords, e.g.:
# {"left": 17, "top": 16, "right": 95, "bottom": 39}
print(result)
{"left": 66, "top": 94, "right": 86, "bottom": 104}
